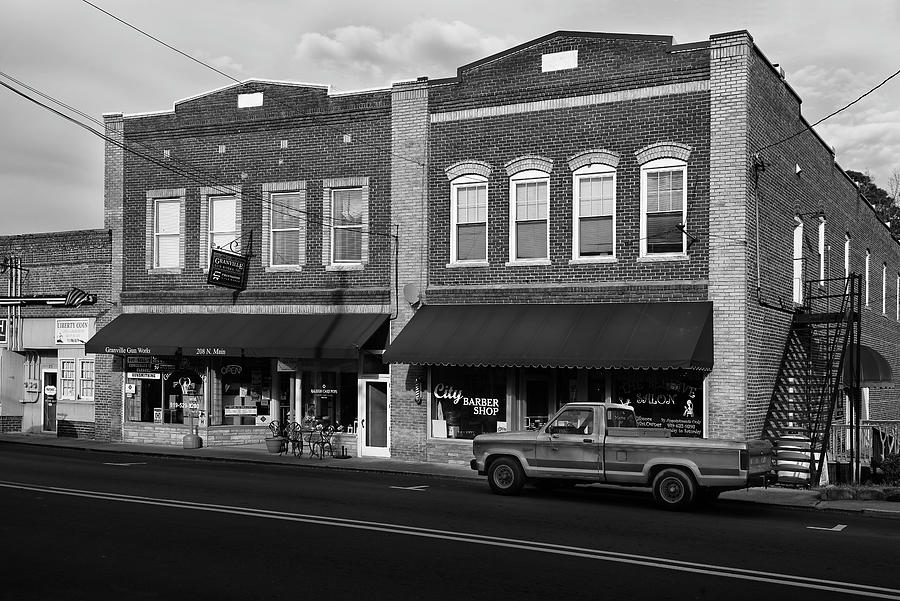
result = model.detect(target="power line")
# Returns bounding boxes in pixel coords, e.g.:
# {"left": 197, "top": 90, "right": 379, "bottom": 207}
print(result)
{"left": 756, "top": 64, "right": 900, "bottom": 155}
{"left": 79, "top": 0, "right": 426, "bottom": 169}
{"left": 0, "top": 76, "right": 397, "bottom": 245}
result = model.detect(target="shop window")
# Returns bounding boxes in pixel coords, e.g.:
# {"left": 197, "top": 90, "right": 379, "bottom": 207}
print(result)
{"left": 509, "top": 170, "right": 550, "bottom": 262}
{"left": 572, "top": 164, "right": 616, "bottom": 259}
{"left": 299, "top": 370, "right": 358, "bottom": 432}
{"left": 59, "top": 359, "right": 76, "bottom": 400}
{"left": 450, "top": 174, "right": 488, "bottom": 264}
{"left": 219, "top": 360, "right": 270, "bottom": 426}
{"left": 640, "top": 158, "right": 686, "bottom": 257}
{"left": 431, "top": 367, "right": 506, "bottom": 439}
{"left": 613, "top": 371, "right": 704, "bottom": 437}
{"left": 78, "top": 359, "right": 95, "bottom": 399}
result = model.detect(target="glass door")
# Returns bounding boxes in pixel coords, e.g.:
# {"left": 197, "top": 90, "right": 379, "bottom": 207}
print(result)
{"left": 358, "top": 378, "right": 389, "bottom": 457}
{"left": 41, "top": 369, "right": 58, "bottom": 433}
{"left": 523, "top": 373, "right": 554, "bottom": 431}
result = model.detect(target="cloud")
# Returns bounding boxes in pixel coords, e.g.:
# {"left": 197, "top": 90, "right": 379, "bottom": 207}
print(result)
{"left": 198, "top": 53, "right": 245, "bottom": 75}
{"left": 294, "top": 19, "right": 516, "bottom": 87}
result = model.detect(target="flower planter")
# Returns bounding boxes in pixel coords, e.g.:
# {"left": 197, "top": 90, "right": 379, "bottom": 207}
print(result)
{"left": 265, "top": 436, "right": 286, "bottom": 454}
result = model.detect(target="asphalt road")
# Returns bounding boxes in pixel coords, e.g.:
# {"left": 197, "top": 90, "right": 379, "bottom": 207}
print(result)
{"left": 1, "top": 444, "right": 898, "bottom": 601}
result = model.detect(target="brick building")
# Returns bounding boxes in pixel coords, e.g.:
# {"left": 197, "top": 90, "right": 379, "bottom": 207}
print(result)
{"left": 86, "top": 30, "right": 899, "bottom": 468}
{"left": 0, "top": 229, "right": 111, "bottom": 437}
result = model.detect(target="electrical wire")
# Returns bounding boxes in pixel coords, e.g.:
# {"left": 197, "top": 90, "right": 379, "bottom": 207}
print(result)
{"left": 80, "top": 0, "right": 426, "bottom": 169}
{"left": 756, "top": 64, "right": 900, "bottom": 155}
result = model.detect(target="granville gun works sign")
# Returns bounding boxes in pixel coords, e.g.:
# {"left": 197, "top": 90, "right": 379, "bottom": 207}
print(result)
{"left": 207, "top": 248, "right": 249, "bottom": 291}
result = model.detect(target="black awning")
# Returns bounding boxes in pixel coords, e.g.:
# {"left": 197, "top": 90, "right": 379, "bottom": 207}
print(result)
{"left": 383, "top": 302, "right": 713, "bottom": 370}
{"left": 844, "top": 344, "right": 894, "bottom": 388}
{"left": 86, "top": 313, "right": 389, "bottom": 359}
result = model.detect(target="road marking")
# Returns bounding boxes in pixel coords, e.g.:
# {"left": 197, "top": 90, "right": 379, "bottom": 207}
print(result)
{"left": 807, "top": 524, "right": 847, "bottom": 532}
{"left": 102, "top": 462, "right": 147, "bottom": 467}
{"left": 389, "top": 485, "right": 429, "bottom": 491}
{"left": 0, "top": 480, "right": 898, "bottom": 600}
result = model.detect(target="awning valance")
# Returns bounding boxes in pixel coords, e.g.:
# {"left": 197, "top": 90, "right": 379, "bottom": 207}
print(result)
{"left": 844, "top": 344, "right": 894, "bottom": 388}
{"left": 86, "top": 313, "right": 389, "bottom": 359}
{"left": 383, "top": 302, "right": 713, "bottom": 370}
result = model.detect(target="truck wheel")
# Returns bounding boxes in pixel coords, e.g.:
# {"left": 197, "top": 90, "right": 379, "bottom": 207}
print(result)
{"left": 651, "top": 468, "right": 696, "bottom": 510}
{"left": 488, "top": 458, "right": 525, "bottom": 495}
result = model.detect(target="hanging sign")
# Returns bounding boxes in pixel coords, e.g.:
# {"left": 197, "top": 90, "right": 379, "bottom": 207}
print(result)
{"left": 207, "top": 248, "right": 249, "bottom": 291}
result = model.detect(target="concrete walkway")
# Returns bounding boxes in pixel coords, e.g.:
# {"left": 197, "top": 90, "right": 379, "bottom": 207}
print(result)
{"left": 2, "top": 432, "right": 899, "bottom": 519}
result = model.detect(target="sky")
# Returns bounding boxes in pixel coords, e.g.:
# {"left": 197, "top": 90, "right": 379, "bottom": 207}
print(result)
{"left": 1, "top": 0, "right": 900, "bottom": 235}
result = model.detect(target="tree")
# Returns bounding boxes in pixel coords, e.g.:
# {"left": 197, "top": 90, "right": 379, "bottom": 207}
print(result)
{"left": 845, "top": 169, "right": 900, "bottom": 238}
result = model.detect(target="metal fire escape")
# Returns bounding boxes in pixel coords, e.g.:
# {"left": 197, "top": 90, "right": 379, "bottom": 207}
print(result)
{"left": 761, "top": 275, "right": 860, "bottom": 486}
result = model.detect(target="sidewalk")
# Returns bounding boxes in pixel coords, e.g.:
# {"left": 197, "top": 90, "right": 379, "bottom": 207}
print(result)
{"left": 2, "top": 432, "right": 899, "bottom": 519}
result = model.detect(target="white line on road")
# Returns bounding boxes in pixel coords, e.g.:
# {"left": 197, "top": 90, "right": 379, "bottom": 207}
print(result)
{"left": 389, "top": 485, "right": 429, "bottom": 491}
{"left": 102, "top": 462, "right": 147, "bottom": 467}
{"left": 0, "top": 480, "right": 897, "bottom": 600}
{"left": 807, "top": 524, "right": 847, "bottom": 532}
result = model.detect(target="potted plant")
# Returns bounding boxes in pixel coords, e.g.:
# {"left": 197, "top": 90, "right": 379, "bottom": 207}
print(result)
{"left": 265, "top": 420, "right": 287, "bottom": 454}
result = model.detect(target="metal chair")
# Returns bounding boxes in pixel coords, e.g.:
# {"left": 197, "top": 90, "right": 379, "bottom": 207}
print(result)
{"left": 285, "top": 421, "right": 303, "bottom": 456}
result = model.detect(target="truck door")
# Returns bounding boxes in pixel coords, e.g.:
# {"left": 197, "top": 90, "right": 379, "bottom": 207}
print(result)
{"left": 533, "top": 407, "right": 601, "bottom": 479}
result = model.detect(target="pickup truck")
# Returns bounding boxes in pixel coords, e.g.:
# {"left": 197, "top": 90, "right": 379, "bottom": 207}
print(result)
{"left": 470, "top": 402, "right": 775, "bottom": 510}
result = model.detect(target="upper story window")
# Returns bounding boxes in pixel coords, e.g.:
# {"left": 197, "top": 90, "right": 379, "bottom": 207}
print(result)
{"left": 154, "top": 198, "right": 181, "bottom": 269}
{"left": 844, "top": 233, "right": 851, "bottom": 279}
{"left": 509, "top": 169, "right": 550, "bottom": 262}
{"left": 450, "top": 175, "right": 488, "bottom": 264}
{"left": 865, "top": 249, "right": 871, "bottom": 306}
{"left": 199, "top": 187, "right": 241, "bottom": 270}
{"left": 640, "top": 158, "right": 687, "bottom": 257}
{"left": 573, "top": 164, "right": 616, "bottom": 259}
{"left": 332, "top": 188, "right": 364, "bottom": 263}
{"left": 271, "top": 192, "right": 304, "bottom": 266}
{"left": 818, "top": 217, "right": 826, "bottom": 285}
{"left": 793, "top": 217, "right": 804, "bottom": 304}
{"left": 883, "top": 262, "right": 887, "bottom": 314}
{"left": 322, "top": 177, "right": 369, "bottom": 270}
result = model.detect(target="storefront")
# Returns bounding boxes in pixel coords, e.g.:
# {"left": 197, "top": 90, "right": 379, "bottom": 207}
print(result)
{"left": 384, "top": 302, "right": 713, "bottom": 462}
{"left": 86, "top": 312, "right": 389, "bottom": 451}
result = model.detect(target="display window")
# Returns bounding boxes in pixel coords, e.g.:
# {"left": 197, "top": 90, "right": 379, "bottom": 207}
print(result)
{"left": 299, "top": 370, "right": 358, "bottom": 432}
{"left": 431, "top": 367, "right": 506, "bottom": 439}
{"left": 612, "top": 370, "right": 705, "bottom": 437}
{"left": 218, "top": 359, "right": 271, "bottom": 426}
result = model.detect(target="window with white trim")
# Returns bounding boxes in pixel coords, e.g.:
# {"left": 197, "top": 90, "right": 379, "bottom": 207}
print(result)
{"left": 865, "top": 249, "right": 871, "bottom": 306}
{"left": 154, "top": 198, "right": 181, "bottom": 269}
{"left": 78, "top": 359, "right": 95, "bottom": 399}
{"left": 509, "top": 170, "right": 549, "bottom": 261}
{"left": 270, "top": 192, "right": 304, "bottom": 266}
{"left": 450, "top": 175, "right": 488, "bottom": 263}
{"left": 793, "top": 218, "right": 803, "bottom": 304}
{"left": 209, "top": 195, "right": 239, "bottom": 260}
{"left": 640, "top": 158, "right": 686, "bottom": 256}
{"left": 331, "top": 188, "right": 364, "bottom": 263}
{"left": 844, "top": 233, "right": 850, "bottom": 279}
{"left": 883, "top": 263, "right": 887, "bottom": 314}
{"left": 60, "top": 359, "right": 76, "bottom": 400}
{"left": 818, "top": 218, "right": 826, "bottom": 284}
{"left": 573, "top": 164, "right": 615, "bottom": 258}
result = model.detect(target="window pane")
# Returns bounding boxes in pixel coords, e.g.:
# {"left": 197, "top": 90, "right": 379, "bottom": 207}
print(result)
{"left": 579, "top": 175, "right": 613, "bottom": 217}
{"left": 579, "top": 216, "right": 613, "bottom": 256}
{"left": 333, "top": 189, "right": 363, "bottom": 227}
{"left": 271, "top": 193, "right": 301, "bottom": 229}
{"left": 210, "top": 196, "right": 236, "bottom": 232}
{"left": 334, "top": 227, "right": 362, "bottom": 262}
{"left": 457, "top": 223, "right": 486, "bottom": 261}
{"left": 156, "top": 235, "right": 180, "bottom": 268}
{"left": 272, "top": 229, "right": 300, "bottom": 265}
{"left": 646, "top": 212, "right": 683, "bottom": 254}
{"left": 516, "top": 181, "right": 547, "bottom": 220}
{"left": 156, "top": 200, "right": 179, "bottom": 234}
{"left": 516, "top": 221, "right": 547, "bottom": 259}
{"left": 457, "top": 184, "right": 487, "bottom": 224}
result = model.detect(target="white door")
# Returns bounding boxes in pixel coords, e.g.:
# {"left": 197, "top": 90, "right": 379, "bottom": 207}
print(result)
{"left": 358, "top": 378, "right": 389, "bottom": 457}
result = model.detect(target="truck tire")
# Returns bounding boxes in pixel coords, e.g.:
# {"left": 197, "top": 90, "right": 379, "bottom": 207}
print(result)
{"left": 488, "top": 457, "right": 525, "bottom": 495}
{"left": 651, "top": 468, "right": 696, "bottom": 510}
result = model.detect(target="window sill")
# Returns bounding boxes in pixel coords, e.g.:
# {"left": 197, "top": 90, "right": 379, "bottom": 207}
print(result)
{"left": 148, "top": 267, "right": 183, "bottom": 275}
{"left": 265, "top": 265, "right": 303, "bottom": 273}
{"left": 446, "top": 261, "right": 489, "bottom": 269}
{"left": 637, "top": 254, "right": 689, "bottom": 263}
{"left": 569, "top": 256, "right": 617, "bottom": 265}
{"left": 504, "top": 259, "right": 551, "bottom": 267}
{"left": 326, "top": 263, "right": 364, "bottom": 272}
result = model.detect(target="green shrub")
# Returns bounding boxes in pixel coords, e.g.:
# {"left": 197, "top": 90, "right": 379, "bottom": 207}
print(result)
{"left": 882, "top": 454, "right": 900, "bottom": 486}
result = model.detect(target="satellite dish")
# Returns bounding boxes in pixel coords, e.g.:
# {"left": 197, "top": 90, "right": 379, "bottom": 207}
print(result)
{"left": 403, "top": 283, "right": 421, "bottom": 305}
